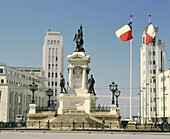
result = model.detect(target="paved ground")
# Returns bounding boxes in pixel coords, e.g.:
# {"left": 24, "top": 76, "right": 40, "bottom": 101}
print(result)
{"left": 0, "top": 130, "right": 170, "bottom": 139}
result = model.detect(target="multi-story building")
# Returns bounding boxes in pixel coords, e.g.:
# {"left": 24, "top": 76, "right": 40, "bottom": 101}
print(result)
{"left": 157, "top": 69, "right": 170, "bottom": 123}
{"left": 42, "top": 30, "right": 64, "bottom": 97}
{"left": 0, "top": 62, "right": 47, "bottom": 122}
{"left": 140, "top": 27, "right": 166, "bottom": 124}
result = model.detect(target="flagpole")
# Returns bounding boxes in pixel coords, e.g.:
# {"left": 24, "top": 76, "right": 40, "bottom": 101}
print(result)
{"left": 148, "top": 14, "right": 152, "bottom": 123}
{"left": 130, "top": 15, "right": 133, "bottom": 122}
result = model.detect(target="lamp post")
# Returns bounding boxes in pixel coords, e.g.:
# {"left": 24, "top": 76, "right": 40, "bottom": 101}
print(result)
{"left": 115, "top": 90, "right": 121, "bottom": 107}
{"left": 109, "top": 82, "right": 116, "bottom": 105}
{"left": 109, "top": 81, "right": 120, "bottom": 106}
{"left": 46, "top": 88, "right": 54, "bottom": 107}
{"left": 29, "top": 82, "right": 38, "bottom": 104}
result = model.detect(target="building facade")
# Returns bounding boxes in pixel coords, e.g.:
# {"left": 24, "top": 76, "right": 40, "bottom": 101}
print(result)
{"left": 0, "top": 62, "right": 47, "bottom": 122}
{"left": 140, "top": 27, "right": 166, "bottom": 124}
{"left": 42, "top": 30, "right": 64, "bottom": 97}
{"left": 157, "top": 69, "right": 170, "bottom": 123}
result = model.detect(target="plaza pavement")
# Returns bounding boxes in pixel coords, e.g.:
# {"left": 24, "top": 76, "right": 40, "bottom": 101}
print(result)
{"left": 0, "top": 130, "right": 170, "bottom": 139}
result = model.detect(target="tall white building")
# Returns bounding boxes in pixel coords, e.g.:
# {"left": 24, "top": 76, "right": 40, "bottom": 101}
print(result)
{"left": 42, "top": 30, "right": 64, "bottom": 97}
{"left": 140, "top": 27, "right": 166, "bottom": 124}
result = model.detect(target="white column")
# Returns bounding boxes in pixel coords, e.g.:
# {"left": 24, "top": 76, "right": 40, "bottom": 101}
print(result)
{"left": 69, "top": 67, "right": 73, "bottom": 89}
{"left": 82, "top": 67, "right": 87, "bottom": 89}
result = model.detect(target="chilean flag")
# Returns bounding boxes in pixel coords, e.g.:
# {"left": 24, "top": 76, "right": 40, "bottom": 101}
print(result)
{"left": 145, "top": 22, "right": 155, "bottom": 45}
{"left": 115, "top": 22, "right": 133, "bottom": 42}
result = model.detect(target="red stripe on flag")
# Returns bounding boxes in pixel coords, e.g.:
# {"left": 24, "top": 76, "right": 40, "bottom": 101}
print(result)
{"left": 119, "top": 30, "right": 133, "bottom": 42}
{"left": 145, "top": 33, "right": 153, "bottom": 45}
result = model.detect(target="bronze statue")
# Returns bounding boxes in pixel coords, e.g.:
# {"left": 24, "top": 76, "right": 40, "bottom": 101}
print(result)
{"left": 88, "top": 75, "right": 96, "bottom": 95}
{"left": 73, "top": 25, "right": 85, "bottom": 52}
{"left": 60, "top": 74, "right": 67, "bottom": 93}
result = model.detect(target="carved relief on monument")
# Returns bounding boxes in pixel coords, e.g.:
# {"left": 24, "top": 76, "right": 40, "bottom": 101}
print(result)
{"left": 73, "top": 66, "right": 82, "bottom": 88}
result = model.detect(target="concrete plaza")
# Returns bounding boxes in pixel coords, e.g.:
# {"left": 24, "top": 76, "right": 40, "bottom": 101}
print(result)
{"left": 0, "top": 131, "right": 170, "bottom": 139}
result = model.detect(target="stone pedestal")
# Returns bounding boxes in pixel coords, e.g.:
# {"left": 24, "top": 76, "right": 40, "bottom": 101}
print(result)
{"left": 58, "top": 52, "right": 97, "bottom": 114}
{"left": 29, "top": 104, "right": 36, "bottom": 114}
{"left": 110, "top": 104, "right": 117, "bottom": 115}
{"left": 58, "top": 89, "right": 97, "bottom": 114}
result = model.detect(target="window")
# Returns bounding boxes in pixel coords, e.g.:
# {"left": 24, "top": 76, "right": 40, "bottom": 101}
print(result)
{"left": 153, "top": 70, "right": 156, "bottom": 74}
{"left": 52, "top": 81, "right": 54, "bottom": 86}
{"left": 47, "top": 40, "right": 50, "bottom": 44}
{"left": 1, "top": 79, "right": 4, "bottom": 84}
{"left": 153, "top": 79, "right": 156, "bottom": 83}
{"left": 150, "top": 79, "right": 152, "bottom": 83}
{"left": 56, "top": 64, "right": 58, "bottom": 67}
{"left": 51, "top": 40, "right": 53, "bottom": 44}
{"left": 150, "top": 60, "right": 152, "bottom": 65}
{"left": 0, "top": 90, "right": 1, "bottom": 103}
{"left": 150, "top": 70, "right": 152, "bottom": 74}
{"left": 55, "top": 73, "right": 57, "bottom": 77}
{"left": 150, "top": 88, "right": 152, "bottom": 93}
{"left": 55, "top": 89, "right": 57, "bottom": 96}
{"left": 52, "top": 73, "right": 54, "bottom": 77}
{"left": 153, "top": 60, "right": 155, "bottom": 65}
{"left": 55, "top": 82, "right": 57, "bottom": 86}
{"left": 56, "top": 57, "right": 58, "bottom": 61}
{"left": 57, "top": 40, "right": 60, "bottom": 44}
{"left": 143, "top": 37, "right": 145, "bottom": 44}
{"left": 0, "top": 69, "right": 3, "bottom": 73}
{"left": 48, "top": 82, "right": 50, "bottom": 86}
{"left": 153, "top": 51, "right": 155, "bottom": 56}
{"left": 54, "top": 40, "right": 56, "bottom": 44}
{"left": 48, "top": 73, "right": 50, "bottom": 77}
{"left": 153, "top": 98, "right": 156, "bottom": 102}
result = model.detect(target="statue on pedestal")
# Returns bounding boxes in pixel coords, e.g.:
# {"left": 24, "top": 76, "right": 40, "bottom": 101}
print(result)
{"left": 60, "top": 73, "right": 67, "bottom": 93}
{"left": 88, "top": 75, "right": 96, "bottom": 95}
{"left": 73, "top": 25, "right": 85, "bottom": 52}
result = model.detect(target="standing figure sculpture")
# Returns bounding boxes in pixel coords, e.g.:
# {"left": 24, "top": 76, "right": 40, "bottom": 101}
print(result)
{"left": 88, "top": 75, "right": 96, "bottom": 95}
{"left": 60, "top": 73, "right": 67, "bottom": 93}
{"left": 73, "top": 25, "right": 85, "bottom": 52}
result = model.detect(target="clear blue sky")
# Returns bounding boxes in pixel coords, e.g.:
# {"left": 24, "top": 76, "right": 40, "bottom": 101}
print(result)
{"left": 0, "top": 0, "right": 170, "bottom": 116}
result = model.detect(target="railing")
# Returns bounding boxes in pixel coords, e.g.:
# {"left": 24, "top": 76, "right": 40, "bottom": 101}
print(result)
{"left": 36, "top": 106, "right": 56, "bottom": 113}
{"left": 90, "top": 106, "right": 110, "bottom": 112}
{"left": 0, "top": 122, "right": 26, "bottom": 128}
{"left": 27, "top": 121, "right": 116, "bottom": 130}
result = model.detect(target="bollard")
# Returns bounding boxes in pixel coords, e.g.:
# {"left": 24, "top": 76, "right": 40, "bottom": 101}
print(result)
{"left": 39, "top": 121, "right": 41, "bottom": 129}
{"left": 47, "top": 120, "right": 50, "bottom": 129}
{"left": 82, "top": 122, "right": 84, "bottom": 129}
{"left": 73, "top": 121, "right": 75, "bottom": 129}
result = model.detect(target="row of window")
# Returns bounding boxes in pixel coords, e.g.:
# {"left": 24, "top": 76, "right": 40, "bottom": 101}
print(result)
{"left": 48, "top": 81, "right": 57, "bottom": 86}
{"left": 149, "top": 60, "right": 156, "bottom": 65}
{"left": 0, "top": 78, "right": 34, "bottom": 89}
{"left": 0, "top": 68, "right": 39, "bottom": 83}
{"left": 47, "top": 40, "right": 60, "bottom": 44}
{"left": 148, "top": 51, "right": 155, "bottom": 56}
{"left": 48, "top": 72, "right": 57, "bottom": 78}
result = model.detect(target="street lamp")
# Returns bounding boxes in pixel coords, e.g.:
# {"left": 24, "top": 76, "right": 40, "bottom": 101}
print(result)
{"left": 29, "top": 82, "right": 38, "bottom": 104}
{"left": 115, "top": 90, "right": 121, "bottom": 107}
{"left": 109, "top": 82, "right": 116, "bottom": 105}
{"left": 109, "top": 81, "right": 120, "bottom": 106}
{"left": 46, "top": 88, "right": 54, "bottom": 107}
